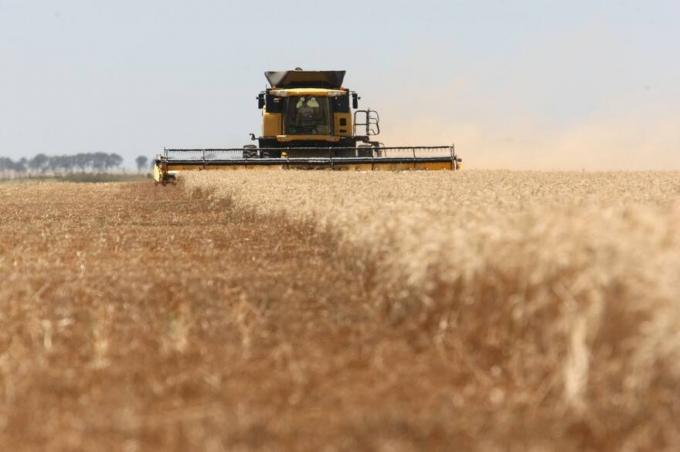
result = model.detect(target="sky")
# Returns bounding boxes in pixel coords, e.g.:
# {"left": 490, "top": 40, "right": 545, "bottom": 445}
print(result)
{"left": 1, "top": 0, "right": 678, "bottom": 169}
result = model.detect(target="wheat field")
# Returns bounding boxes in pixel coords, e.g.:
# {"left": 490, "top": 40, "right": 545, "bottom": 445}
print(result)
{"left": 1, "top": 172, "right": 679, "bottom": 451}
{"left": 186, "top": 170, "right": 680, "bottom": 450}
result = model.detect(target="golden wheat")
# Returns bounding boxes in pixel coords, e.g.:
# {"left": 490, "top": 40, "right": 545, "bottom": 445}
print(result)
{"left": 187, "top": 170, "right": 680, "bottom": 448}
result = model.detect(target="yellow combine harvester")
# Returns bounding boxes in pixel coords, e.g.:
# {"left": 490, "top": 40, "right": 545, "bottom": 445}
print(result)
{"left": 154, "top": 69, "right": 461, "bottom": 183}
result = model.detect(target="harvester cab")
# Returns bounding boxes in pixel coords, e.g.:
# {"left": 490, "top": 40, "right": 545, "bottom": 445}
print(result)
{"left": 254, "top": 70, "right": 380, "bottom": 155}
{"left": 154, "top": 69, "right": 462, "bottom": 184}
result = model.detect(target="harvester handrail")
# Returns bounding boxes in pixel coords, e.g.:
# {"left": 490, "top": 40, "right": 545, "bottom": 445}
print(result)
{"left": 163, "top": 145, "right": 455, "bottom": 152}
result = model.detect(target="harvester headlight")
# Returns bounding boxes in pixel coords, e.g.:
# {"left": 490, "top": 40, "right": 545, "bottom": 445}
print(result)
{"left": 325, "top": 90, "right": 345, "bottom": 97}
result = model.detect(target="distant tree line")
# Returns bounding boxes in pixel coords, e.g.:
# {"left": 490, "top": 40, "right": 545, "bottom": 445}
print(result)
{"left": 0, "top": 153, "right": 150, "bottom": 178}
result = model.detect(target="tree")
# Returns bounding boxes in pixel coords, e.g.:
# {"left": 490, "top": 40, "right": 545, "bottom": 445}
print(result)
{"left": 135, "top": 155, "right": 148, "bottom": 173}
{"left": 48, "top": 155, "right": 75, "bottom": 175}
{"left": 106, "top": 153, "right": 123, "bottom": 172}
{"left": 0, "top": 157, "right": 13, "bottom": 176}
{"left": 91, "top": 152, "right": 109, "bottom": 172}
{"left": 29, "top": 153, "right": 49, "bottom": 174}
{"left": 17, "top": 158, "right": 27, "bottom": 174}
{"left": 74, "top": 153, "right": 91, "bottom": 173}
{"left": 0, "top": 157, "right": 28, "bottom": 178}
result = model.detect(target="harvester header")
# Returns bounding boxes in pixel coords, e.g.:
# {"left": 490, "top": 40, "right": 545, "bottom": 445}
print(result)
{"left": 154, "top": 68, "right": 462, "bottom": 184}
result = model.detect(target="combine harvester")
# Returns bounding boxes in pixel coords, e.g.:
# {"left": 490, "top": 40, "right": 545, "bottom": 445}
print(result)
{"left": 154, "top": 69, "right": 462, "bottom": 183}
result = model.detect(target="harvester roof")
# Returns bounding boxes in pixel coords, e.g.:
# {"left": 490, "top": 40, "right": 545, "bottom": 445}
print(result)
{"left": 265, "top": 70, "right": 346, "bottom": 89}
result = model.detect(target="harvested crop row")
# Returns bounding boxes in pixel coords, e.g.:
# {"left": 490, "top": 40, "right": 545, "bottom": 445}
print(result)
{"left": 4, "top": 182, "right": 459, "bottom": 450}
{"left": 186, "top": 170, "right": 680, "bottom": 449}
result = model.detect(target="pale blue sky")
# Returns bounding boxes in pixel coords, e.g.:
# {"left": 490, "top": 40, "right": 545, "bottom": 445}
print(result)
{"left": 1, "top": 0, "right": 678, "bottom": 169}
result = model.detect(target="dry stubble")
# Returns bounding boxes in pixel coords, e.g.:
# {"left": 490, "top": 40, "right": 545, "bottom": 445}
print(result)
{"left": 0, "top": 180, "right": 516, "bottom": 451}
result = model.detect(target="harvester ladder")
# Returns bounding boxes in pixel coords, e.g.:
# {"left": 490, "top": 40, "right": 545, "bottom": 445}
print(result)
{"left": 353, "top": 109, "right": 381, "bottom": 137}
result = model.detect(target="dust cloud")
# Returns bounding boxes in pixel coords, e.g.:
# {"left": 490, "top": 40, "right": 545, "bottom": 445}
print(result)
{"left": 382, "top": 114, "right": 680, "bottom": 170}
